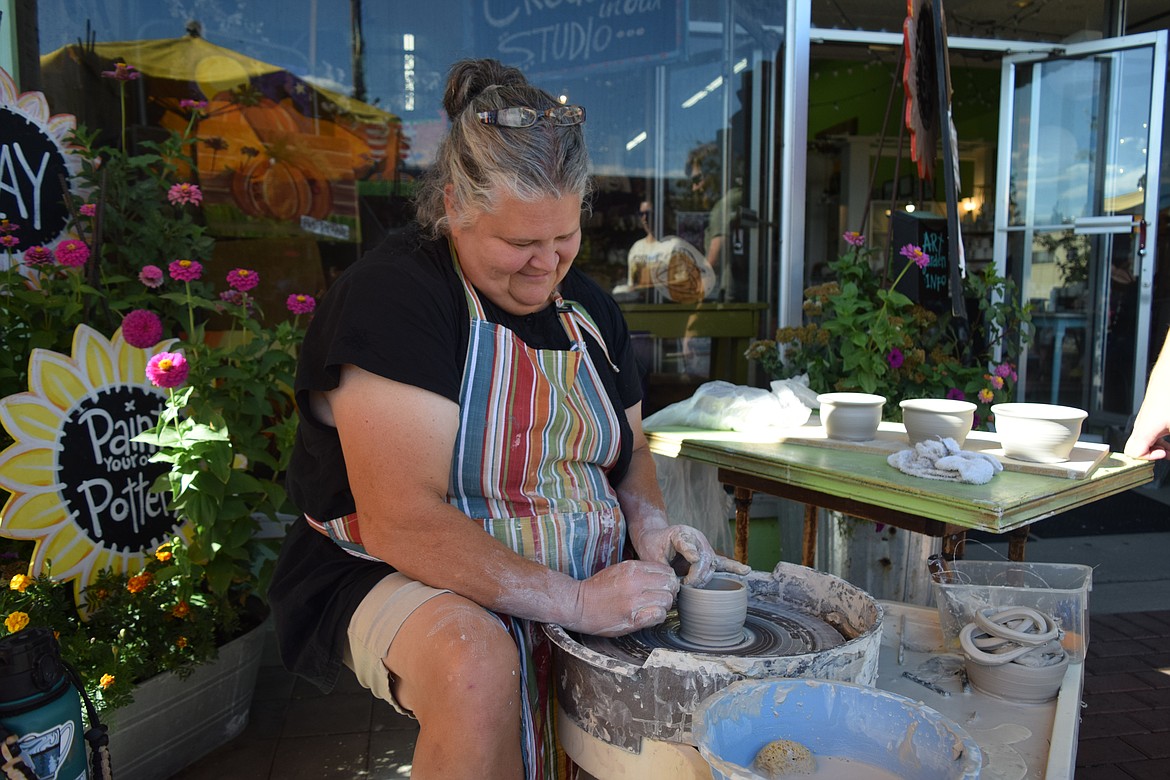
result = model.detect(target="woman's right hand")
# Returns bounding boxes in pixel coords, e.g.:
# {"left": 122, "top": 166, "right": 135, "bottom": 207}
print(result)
{"left": 563, "top": 560, "right": 679, "bottom": 637}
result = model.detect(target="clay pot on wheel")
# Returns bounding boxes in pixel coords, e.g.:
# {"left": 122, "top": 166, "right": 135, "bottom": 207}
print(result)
{"left": 678, "top": 575, "right": 748, "bottom": 647}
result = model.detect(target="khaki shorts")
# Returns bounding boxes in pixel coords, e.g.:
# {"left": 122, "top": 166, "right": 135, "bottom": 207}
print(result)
{"left": 343, "top": 572, "right": 450, "bottom": 716}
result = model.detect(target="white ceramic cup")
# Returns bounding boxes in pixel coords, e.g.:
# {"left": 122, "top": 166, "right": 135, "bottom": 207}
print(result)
{"left": 678, "top": 574, "right": 748, "bottom": 647}
{"left": 900, "top": 398, "right": 977, "bottom": 446}
{"left": 816, "top": 392, "right": 886, "bottom": 441}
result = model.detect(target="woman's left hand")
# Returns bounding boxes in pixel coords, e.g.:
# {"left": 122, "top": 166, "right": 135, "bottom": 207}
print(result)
{"left": 634, "top": 524, "right": 751, "bottom": 586}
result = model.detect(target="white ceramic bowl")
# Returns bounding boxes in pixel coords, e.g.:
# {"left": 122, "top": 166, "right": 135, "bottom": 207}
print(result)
{"left": 991, "top": 402, "right": 1088, "bottom": 463}
{"left": 900, "top": 398, "right": 977, "bottom": 446}
{"left": 816, "top": 392, "right": 886, "bottom": 442}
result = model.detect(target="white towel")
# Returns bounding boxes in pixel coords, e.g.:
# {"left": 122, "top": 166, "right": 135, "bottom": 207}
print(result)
{"left": 887, "top": 437, "right": 1004, "bottom": 485}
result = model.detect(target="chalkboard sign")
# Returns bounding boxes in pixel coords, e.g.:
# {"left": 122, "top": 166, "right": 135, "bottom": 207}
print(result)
{"left": 474, "top": 0, "right": 686, "bottom": 76}
{"left": 0, "top": 67, "right": 78, "bottom": 256}
{"left": 891, "top": 210, "right": 949, "bottom": 314}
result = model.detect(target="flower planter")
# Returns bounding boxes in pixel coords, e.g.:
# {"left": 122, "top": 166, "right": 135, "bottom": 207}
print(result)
{"left": 103, "top": 617, "right": 270, "bottom": 780}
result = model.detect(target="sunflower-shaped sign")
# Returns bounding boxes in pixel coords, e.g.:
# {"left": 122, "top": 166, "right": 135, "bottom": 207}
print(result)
{"left": 903, "top": 0, "right": 948, "bottom": 182}
{"left": 0, "top": 325, "right": 190, "bottom": 604}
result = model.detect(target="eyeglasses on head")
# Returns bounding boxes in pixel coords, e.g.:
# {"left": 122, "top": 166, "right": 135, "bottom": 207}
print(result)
{"left": 475, "top": 105, "right": 586, "bottom": 128}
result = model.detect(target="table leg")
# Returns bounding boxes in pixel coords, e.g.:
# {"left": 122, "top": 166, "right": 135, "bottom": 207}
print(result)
{"left": 732, "top": 485, "right": 753, "bottom": 565}
{"left": 1008, "top": 527, "right": 1029, "bottom": 561}
{"left": 942, "top": 528, "right": 967, "bottom": 560}
{"left": 802, "top": 504, "right": 818, "bottom": 568}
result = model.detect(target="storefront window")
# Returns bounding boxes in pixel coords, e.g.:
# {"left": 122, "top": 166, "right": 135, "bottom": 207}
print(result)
{"left": 21, "top": 0, "right": 785, "bottom": 408}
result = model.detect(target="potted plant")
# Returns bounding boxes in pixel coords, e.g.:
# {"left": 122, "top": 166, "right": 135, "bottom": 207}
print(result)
{"left": 746, "top": 231, "right": 1032, "bottom": 425}
{"left": 0, "top": 61, "right": 314, "bottom": 772}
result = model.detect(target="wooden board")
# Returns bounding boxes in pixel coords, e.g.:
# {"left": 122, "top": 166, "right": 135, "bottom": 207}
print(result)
{"left": 769, "top": 421, "right": 1110, "bottom": 479}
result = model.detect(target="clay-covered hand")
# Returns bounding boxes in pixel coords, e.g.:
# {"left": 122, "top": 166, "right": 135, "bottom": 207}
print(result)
{"left": 564, "top": 560, "right": 680, "bottom": 637}
{"left": 633, "top": 524, "right": 751, "bottom": 587}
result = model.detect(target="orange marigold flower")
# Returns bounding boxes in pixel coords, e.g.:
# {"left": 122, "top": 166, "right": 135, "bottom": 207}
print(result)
{"left": 5, "top": 611, "right": 30, "bottom": 633}
{"left": 126, "top": 572, "right": 154, "bottom": 594}
{"left": 9, "top": 574, "right": 31, "bottom": 592}
{"left": 176, "top": 636, "right": 188, "bottom": 649}
{"left": 100, "top": 674, "right": 115, "bottom": 690}
{"left": 172, "top": 601, "right": 191, "bottom": 618}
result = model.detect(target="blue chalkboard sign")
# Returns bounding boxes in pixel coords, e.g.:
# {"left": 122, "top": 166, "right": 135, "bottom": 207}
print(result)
{"left": 891, "top": 210, "right": 950, "bottom": 315}
{"left": 475, "top": 0, "right": 686, "bottom": 76}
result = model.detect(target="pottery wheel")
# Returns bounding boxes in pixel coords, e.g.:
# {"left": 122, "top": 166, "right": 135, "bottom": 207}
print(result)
{"left": 581, "top": 603, "right": 846, "bottom": 663}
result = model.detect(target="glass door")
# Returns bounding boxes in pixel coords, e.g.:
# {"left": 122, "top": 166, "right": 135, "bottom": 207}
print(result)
{"left": 995, "top": 32, "right": 1166, "bottom": 423}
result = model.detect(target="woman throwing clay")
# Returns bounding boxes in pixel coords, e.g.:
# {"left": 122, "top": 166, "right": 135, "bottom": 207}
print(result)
{"left": 268, "top": 58, "right": 746, "bottom": 779}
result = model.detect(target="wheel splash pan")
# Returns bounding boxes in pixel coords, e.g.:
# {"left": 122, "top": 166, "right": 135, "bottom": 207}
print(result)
{"left": 544, "top": 561, "right": 884, "bottom": 753}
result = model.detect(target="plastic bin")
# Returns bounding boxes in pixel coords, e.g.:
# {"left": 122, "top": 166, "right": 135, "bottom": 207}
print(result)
{"left": 933, "top": 560, "right": 1092, "bottom": 661}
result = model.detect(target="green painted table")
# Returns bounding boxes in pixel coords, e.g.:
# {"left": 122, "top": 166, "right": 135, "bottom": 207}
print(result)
{"left": 646, "top": 427, "right": 1155, "bottom": 567}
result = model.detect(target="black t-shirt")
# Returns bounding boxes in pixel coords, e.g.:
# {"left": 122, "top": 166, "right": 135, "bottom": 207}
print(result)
{"left": 286, "top": 225, "right": 642, "bottom": 522}
{"left": 270, "top": 226, "right": 643, "bottom": 690}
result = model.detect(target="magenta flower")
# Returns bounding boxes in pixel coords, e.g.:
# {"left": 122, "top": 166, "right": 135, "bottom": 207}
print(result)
{"left": 23, "top": 246, "right": 53, "bottom": 265}
{"left": 900, "top": 244, "right": 930, "bottom": 269}
{"left": 0, "top": 220, "right": 18, "bottom": 234}
{"left": 79, "top": 203, "right": 97, "bottom": 217}
{"left": 122, "top": 309, "right": 163, "bottom": 349}
{"left": 145, "top": 352, "right": 189, "bottom": 389}
{"left": 168, "top": 259, "right": 203, "bottom": 282}
{"left": 167, "top": 182, "right": 203, "bottom": 206}
{"left": 0, "top": 235, "right": 19, "bottom": 248}
{"left": 887, "top": 348, "right": 904, "bottom": 369}
{"left": 227, "top": 268, "right": 259, "bottom": 292}
{"left": 978, "top": 387, "right": 995, "bottom": 404}
{"left": 101, "top": 62, "right": 140, "bottom": 81}
{"left": 286, "top": 293, "right": 316, "bottom": 315}
{"left": 993, "top": 363, "right": 1016, "bottom": 381}
{"left": 945, "top": 387, "right": 966, "bottom": 401}
{"left": 179, "top": 98, "right": 209, "bottom": 112}
{"left": 139, "top": 264, "right": 164, "bottom": 288}
{"left": 55, "top": 239, "right": 90, "bottom": 267}
{"left": 842, "top": 231, "right": 865, "bottom": 247}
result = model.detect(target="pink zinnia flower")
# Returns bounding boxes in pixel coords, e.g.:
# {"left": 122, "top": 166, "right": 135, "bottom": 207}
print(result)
{"left": 145, "top": 352, "right": 189, "bottom": 389}
{"left": 179, "top": 98, "right": 209, "bottom": 112}
{"left": 227, "top": 268, "right": 259, "bottom": 292}
{"left": 167, "top": 182, "right": 203, "bottom": 206}
{"left": 139, "top": 264, "right": 164, "bottom": 288}
{"left": 900, "top": 244, "right": 930, "bottom": 269}
{"left": 55, "top": 240, "right": 90, "bottom": 267}
{"left": 168, "top": 259, "right": 203, "bottom": 282}
{"left": 842, "top": 231, "right": 865, "bottom": 247}
{"left": 23, "top": 246, "right": 53, "bottom": 265}
{"left": 122, "top": 309, "right": 163, "bottom": 349}
{"left": 0, "top": 220, "right": 18, "bottom": 234}
{"left": 79, "top": 203, "right": 97, "bottom": 217}
{"left": 101, "top": 62, "right": 140, "bottom": 81}
{"left": 0, "top": 235, "right": 19, "bottom": 248}
{"left": 887, "top": 348, "right": 904, "bottom": 369}
{"left": 978, "top": 387, "right": 995, "bottom": 404}
{"left": 286, "top": 293, "right": 316, "bottom": 315}
{"left": 945, "top": 387, "right": 966, "bottom": 401}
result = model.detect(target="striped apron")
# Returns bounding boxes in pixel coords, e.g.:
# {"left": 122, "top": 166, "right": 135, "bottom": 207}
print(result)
{"left": 451, "top": 259, "right": 625, "bottom": 779}
{"left": 310, "top": 256, "right": 626, "bottom": 779}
